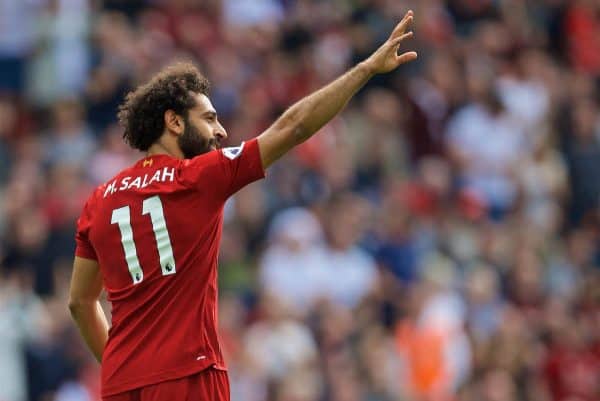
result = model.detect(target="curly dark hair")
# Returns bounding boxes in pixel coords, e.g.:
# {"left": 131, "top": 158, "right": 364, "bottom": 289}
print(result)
{"left": 117, "top": 62, "right": 210, "bottom": 151}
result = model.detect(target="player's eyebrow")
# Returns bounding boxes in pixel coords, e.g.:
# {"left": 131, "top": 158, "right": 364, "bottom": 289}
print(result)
{"left": 202, "top": 110, "right": 217, "bottom": 119}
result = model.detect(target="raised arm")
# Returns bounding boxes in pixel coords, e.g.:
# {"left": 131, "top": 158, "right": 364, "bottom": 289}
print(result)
{"left": 257, "top": 10, "right": 417, "bottom": 168}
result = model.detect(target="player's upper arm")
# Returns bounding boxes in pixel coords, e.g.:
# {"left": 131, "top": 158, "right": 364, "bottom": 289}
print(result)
{"left": 69, "top": 256, "right": 103, "bottom": 306}
{"left": 257, "top": 115, "right": 303, "bottom": 169}
{"left": 75, "top": 194, "right": 98, "bottom": 261}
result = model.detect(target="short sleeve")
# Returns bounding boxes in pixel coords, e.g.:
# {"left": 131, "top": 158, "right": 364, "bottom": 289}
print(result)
{"left": 75, "top": 197, "right": 98, "bottom": 260}
{"left": 179, "top": 138, "right": 265, "bottom": 201}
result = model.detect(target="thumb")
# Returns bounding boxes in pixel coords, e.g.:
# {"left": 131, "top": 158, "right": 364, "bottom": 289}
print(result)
{"left": 396, "top": 51, "right": 418, "bottom": 65}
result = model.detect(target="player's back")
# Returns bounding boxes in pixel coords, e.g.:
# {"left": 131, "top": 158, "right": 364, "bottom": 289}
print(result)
{"left": 75, "top": 139, "right": 264, "bottom": 396}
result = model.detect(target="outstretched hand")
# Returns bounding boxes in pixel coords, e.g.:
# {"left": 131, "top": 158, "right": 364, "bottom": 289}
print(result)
{"left": 257, "top": 10, "right": 418, "bottom": 169}
{"left": 364, "top": 10, "right": 417, "bottom": 74}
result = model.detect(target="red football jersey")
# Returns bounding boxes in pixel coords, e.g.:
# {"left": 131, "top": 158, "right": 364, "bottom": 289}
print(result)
{"left": 75, "top": 139, "right": 265, "bottom": 396}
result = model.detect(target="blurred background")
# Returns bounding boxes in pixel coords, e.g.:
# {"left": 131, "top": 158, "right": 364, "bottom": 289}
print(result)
{"left": 1, "top": 0, "right": 600, "bottom": 400}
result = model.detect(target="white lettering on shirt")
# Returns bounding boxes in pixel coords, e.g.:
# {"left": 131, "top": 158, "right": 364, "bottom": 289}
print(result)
{"left": 103, "top": 167, "right": 177, "bottom": 198}
{"left": 128, "top": 176, "right": 141, "bottom": 189}
{"left": 162, "top": 167, "right": 175, "bottom": 182}
{"left": 141, "top": 174, "right": 150, "bottom": 188}
{"left": 149, "top": 170, "right": 162, "bottom": 185}
{"left": 103, "top": 180, "right": 117, "bottom": 198}
{"left": 120, "top": 177, "right": 131, "bottom": 190}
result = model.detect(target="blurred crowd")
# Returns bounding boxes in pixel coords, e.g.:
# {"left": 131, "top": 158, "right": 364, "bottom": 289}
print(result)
{"left": 1, "top": 0, "right": 600, "bottom": 400}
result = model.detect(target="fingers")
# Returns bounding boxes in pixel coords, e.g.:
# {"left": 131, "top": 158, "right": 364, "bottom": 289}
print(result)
{"left": 391, "top": 31, "right": 413, "bottom": 45}
{"left": 390, "top": 10, "right": 414, "bottom": 39}
{"left": 396, "top": 51, "right": 418, "bottom": 65}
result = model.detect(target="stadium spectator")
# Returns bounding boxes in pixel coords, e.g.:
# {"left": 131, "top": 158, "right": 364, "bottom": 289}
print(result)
{"left": 0, "top": 1, "right": 598, "bottom": 401}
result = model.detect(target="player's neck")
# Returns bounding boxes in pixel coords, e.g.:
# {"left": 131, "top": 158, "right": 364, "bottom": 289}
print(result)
{"left": 147, "top": 140, "right": 184, "bottom": 159}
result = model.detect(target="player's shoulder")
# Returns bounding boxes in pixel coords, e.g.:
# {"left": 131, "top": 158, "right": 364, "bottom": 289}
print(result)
{"left": 93, "top": 164, "right": 137, "bottom": 199}
{"left": 85, "top": 159, "right": 146, "bottom": 207}
{"left": 182, "top": 141, "right": 252, "bottom": 168}
{"left": 180, "top": 144, "right": 241, "bottom": 168}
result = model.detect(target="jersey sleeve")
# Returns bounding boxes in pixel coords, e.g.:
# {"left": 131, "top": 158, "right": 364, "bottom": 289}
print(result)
{"left": 179, "top": 138, "right": 265, "bottom": 201}
{"left": 75, "top": 196, "right": 98, "bottom": 260}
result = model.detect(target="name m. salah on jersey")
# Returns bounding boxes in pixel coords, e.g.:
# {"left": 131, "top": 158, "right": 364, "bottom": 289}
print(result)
{"left": 103, "top": 166, "right": 176, "bottom": 198}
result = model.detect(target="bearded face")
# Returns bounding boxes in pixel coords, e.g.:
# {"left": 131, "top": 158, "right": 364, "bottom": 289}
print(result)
{"left": 177, "top": 115, "right": 220, "bottom": 159}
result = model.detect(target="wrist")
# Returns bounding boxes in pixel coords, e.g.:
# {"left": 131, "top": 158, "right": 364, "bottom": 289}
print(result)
{"left": 359, "top": 59, "right": 377, "bottom": 77}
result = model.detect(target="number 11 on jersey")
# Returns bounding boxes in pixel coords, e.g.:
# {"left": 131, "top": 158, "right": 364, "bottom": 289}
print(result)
{"left": 111, "top": 195, "right": 176, "bottom": 284}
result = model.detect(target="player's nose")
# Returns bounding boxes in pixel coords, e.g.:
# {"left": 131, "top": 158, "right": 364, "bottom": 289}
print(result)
{"left": 215, "top": 129, "right": 227, "bottom": 141}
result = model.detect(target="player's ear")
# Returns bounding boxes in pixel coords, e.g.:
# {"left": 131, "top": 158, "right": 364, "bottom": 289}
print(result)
{"left": 164, "top": 110, "right": 184, "bottom": 136}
